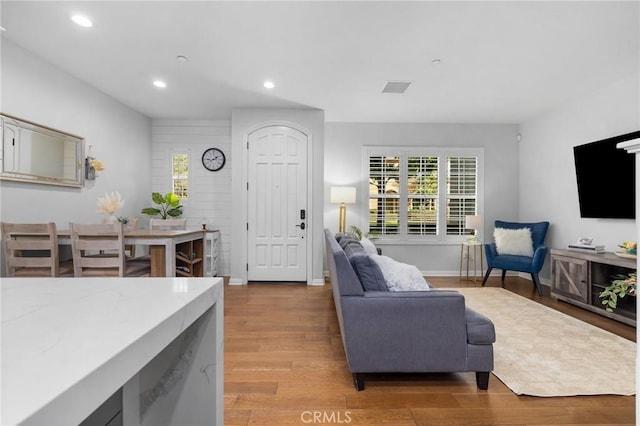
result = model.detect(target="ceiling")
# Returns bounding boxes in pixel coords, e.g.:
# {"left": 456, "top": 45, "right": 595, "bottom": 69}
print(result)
{"left": 1, "top": 1, "right": 638, "bottom": 123}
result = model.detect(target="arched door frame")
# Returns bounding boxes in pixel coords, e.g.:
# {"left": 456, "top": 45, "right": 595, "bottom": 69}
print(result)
{"left": 240, "top": 120, "right": 314, "bottom": 284}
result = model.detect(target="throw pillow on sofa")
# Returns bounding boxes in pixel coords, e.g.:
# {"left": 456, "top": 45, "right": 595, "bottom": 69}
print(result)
{"left": 359, "top": 237, "right": 378, "bottom": 257}
{"left": 494, "top": 227, "right": 534, "bottom": 256}
{"left": 370, "top": 255, "right": 430, "bottom": 292}
{"left": 350, "top": 253, "right": 388, "bottom": 291}
{"left": 341, "top": 238, "right": 388, "bottom": 291}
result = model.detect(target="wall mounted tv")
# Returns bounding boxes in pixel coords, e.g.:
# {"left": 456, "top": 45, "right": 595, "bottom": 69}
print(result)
{"left": 573, "top": 130, "right": 639, "bottom": 219}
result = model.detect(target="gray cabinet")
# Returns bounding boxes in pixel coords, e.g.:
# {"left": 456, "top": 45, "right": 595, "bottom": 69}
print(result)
{"left": 550, "top": 249, "right": 636, "bottom": 326}
{"left": 551, "top": 253, "right": 589, "bottom": 303}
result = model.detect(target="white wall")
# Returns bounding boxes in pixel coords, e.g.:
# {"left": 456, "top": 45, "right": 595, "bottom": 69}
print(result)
{"left": 0, "top": 40, "right": 151, "bottom": 230}
{"left": 324, "top": 122, "right": 520, "bottom": 275}
{"left": 519, "top": 72, "right": 640, "bottom": 281}
{"left": 230, "top": 108, "right": 325, "bottom": 284}
{"left": 150, "top": 120, "right": 232, "bottom": 276}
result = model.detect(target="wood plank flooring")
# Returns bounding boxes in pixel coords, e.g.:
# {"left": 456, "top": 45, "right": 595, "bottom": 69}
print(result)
{"left": 224, "top": 276, "right": 636, "bottom": 425}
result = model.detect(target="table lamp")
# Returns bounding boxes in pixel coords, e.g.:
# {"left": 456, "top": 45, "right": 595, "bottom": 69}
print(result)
{"left": 330, "top": 187, "right": 356, "bottom": 233}
{"left": 465, "top": 215, "right": 482, "bottom": 243}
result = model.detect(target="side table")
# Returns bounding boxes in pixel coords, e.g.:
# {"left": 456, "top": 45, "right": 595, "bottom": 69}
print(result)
{"left": 459, "top": 241, "right": 484, "bottom": 284}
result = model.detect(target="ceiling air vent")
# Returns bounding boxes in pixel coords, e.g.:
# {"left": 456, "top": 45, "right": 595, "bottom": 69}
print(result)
{"left": 382, "top": 81, "right": 412, "bottom": 94}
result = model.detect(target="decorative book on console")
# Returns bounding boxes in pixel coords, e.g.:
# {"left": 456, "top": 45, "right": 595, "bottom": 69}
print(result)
{"left": 567, "top": 243, "right": 605, "bottom": 254}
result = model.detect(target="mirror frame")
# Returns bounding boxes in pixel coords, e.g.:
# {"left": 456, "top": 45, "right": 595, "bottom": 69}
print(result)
{"left": 1, "top": 113, "right": 85, "bottom": 188}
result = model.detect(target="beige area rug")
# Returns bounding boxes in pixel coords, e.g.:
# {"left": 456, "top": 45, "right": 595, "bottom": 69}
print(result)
{"left": 453, "top": 287, "right": 636, "bottom": 397}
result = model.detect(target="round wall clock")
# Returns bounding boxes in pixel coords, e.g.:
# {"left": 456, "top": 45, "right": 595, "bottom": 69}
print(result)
{"left": 201, "top": 147, "right": 226, "bottom": 171}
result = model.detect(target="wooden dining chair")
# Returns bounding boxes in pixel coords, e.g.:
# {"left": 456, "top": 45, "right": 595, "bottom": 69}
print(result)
{"left": 69, "top": 222, "right": 151, "bottom": 277}
{"left": 149, "top": 218, "right": 187, "bottom": 230}
{"left": 1, "top": 222, "right": 73, "bottom": 277}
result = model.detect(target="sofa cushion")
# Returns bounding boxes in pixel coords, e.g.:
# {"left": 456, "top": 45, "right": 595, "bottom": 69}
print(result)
{"left": 340, "top": 240, "right": 387, "bottom": 291}
{"left": 494, "top": 227, "right": 533, "bottom": 257}
{"left": 338, "top": 235, "right": 358, "bottom": 249}
{"left": 465, "top": 307, "right": 496, "bottom": 344}
{"left": 370, "top": 254, "right": 431, "bottom": 291}
{"left": 340, "top": 238, "right": 364, "bottom": 255}
{"left": 335, "top": 232, "right": 349, "bottom": 243}
{"left": 349, "top": 254, "right": 388, "bottom": 291}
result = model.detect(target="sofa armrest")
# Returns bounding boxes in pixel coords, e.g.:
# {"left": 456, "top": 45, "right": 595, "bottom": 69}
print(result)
{"left": 531, "top": 245, "right": 548, "bottom": 272}
{"left": 339, "top": 290, "right": 472, "bottom": 372}
{"left": 484, "top": 242, "right": 497, "bottom": 264}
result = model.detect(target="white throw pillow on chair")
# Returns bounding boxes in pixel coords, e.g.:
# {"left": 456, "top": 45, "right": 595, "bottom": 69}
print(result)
{"left": 494, "top": 227, "right": 534, "bottom": 256}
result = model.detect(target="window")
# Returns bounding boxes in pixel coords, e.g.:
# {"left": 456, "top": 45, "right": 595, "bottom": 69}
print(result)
{"left": 172, "top": 153, "right": 189, "bottom": 199}
{"left": 366, "top": 147, "right": 482, "bottom": 242}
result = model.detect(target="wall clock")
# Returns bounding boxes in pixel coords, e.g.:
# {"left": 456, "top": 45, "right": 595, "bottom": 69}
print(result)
{"left": 202, "top": 147, "right": 226, "bottom": 171}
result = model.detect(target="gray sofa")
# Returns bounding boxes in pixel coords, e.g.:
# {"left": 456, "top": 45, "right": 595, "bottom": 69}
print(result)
{"left": 324, "top": 228, "right": 495, "bottom": 391}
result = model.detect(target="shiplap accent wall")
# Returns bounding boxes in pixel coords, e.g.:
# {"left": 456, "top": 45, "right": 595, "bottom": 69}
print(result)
{"left": 151, "top": 120, "right": 232, "bottom": 276}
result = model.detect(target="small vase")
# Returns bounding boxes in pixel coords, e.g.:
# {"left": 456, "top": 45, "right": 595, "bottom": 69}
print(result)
{"left": 102, "top": 215, "right": 117, "bottom": 224}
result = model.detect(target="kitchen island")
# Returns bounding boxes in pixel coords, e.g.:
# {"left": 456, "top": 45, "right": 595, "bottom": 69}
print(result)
{"left": 1, "top": 276, "right": 223, "bottom": 425}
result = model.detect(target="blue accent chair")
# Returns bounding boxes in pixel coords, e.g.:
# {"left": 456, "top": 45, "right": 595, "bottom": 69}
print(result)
{"left": 482, "top": 220, "right": 550, "bottom": 296}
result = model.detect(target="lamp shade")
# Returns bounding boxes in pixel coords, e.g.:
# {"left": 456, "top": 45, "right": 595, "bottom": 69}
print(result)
{"left": 330, "top": 187, "right": 356, "bottom": 204}
{"left": 465, "top": 215, "right": 482, "bottom": 230}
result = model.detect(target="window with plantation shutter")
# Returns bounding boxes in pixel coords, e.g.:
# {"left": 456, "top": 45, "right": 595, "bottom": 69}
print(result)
{"left": 446, "top": 156, "right": 478, "bottom": 236}
{"left": 365, "top": 147, "right": 483, "bottom": 243}
{"left": 369, "top": 155, "right": 401, "bottom": 236}
{"left": 172, "top": 153, "right": 189, "bottom": 200}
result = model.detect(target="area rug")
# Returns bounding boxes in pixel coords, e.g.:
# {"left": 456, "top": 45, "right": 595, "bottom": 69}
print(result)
{"left": 452, "top": 287, "right": 636, "bottom": 397}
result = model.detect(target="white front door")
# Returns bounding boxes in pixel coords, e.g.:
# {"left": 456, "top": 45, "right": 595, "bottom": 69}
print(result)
{"left": 247, "top": 126, "right": 308, "bottom": 281}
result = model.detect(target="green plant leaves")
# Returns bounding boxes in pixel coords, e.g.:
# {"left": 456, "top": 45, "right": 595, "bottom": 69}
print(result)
{"left": 141, "top": 192, "right": 183, "bottom": 219}
{"left": 165, "top": 192, "right": 181, "bottom": 207}
{"left": 141, "top": 207, "right": 161, "bottom": 216}
{"left": 599, "top": 272, "right": 636, "bottom": 313}
{"left": 151, "top": 192, "right": 166, "bottom": 205}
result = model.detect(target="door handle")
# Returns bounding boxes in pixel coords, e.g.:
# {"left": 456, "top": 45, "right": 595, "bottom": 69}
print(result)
{"left": 296, "top": 222, "right": 306, "bottom": 230}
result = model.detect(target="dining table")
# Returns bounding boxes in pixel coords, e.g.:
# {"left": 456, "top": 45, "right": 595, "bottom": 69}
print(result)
{"left": 57, "top": 229, "right": 206, "bottom": 277}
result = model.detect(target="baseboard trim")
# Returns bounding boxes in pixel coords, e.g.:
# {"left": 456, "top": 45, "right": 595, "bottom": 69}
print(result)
{"left": 228, "top": 277, "right": 245, "bottom": 286}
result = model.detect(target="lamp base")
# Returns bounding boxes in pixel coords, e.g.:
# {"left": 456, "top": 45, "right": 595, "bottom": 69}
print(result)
{"left": 338, "top": 204, "right": 347, "bottom": 233}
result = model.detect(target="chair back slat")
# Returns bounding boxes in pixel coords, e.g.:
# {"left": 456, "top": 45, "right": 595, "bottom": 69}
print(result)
{"left": 11, "top": 257, "right": 55, "bottom": 268}
{"left": 7, "top": 239, "right": 53, "bottom": 251}
{"left": 1, "top": 222, "right": 59, "bottom": 277}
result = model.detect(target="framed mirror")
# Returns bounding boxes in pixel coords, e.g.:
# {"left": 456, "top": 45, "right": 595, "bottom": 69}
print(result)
{"left": 1, "top": 113, "right": 84, "bottom": 187}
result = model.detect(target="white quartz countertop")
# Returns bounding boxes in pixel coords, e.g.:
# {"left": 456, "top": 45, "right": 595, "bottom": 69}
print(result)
{"left": 1, "top": 276, "right": 223, "bottom": 425}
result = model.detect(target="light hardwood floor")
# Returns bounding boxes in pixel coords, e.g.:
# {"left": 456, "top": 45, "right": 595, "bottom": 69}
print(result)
{"left": 224, "top": 276, "right": 636, "bottom": 425}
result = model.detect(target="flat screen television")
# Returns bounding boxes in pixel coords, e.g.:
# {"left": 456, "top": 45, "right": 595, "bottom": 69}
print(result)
{"left": 573, "top": 130, "right": 639, "bottom": 219}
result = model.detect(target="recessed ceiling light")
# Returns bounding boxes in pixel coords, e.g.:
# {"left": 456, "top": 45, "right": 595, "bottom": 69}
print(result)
{"left": 71, "top": 14, "right": 93, "bottom": 28}
{"left": 263, "top": 81, "right": 275, "bottom": 89}
{"left": 176, "top": 55, "right": 188, "bottom": 63}
{"left": 153, "top": 80, "right": 167, "bottom": 89}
